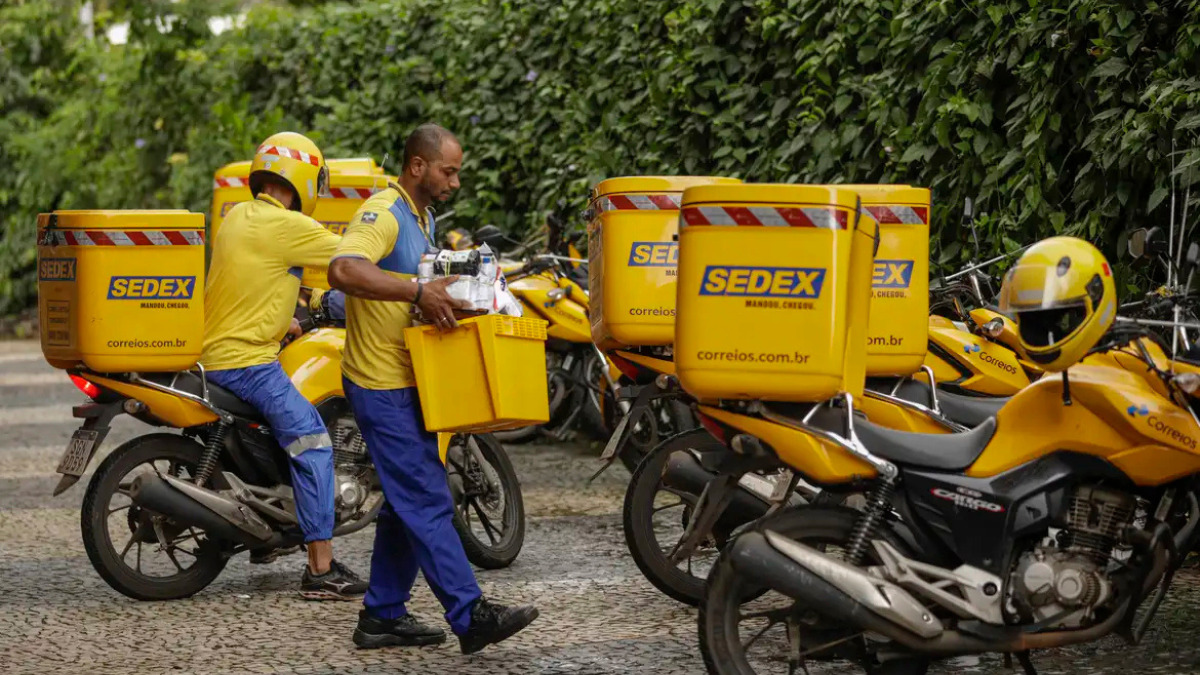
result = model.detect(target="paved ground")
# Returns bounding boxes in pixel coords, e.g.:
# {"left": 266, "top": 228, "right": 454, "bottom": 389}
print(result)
{"left": 3, "top": 339, "right": 1200, "bottom": 674}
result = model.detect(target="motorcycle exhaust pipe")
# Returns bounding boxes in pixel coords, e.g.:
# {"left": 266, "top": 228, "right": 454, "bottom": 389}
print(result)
{"left": 727, "top": 530, "right": 1139, "bottom": 656}
{"left": 728, "top": 531, "right": 945, "bottom": 642}
{"left": 662, "top": 451, "right": 771, "bottom": 526}
{"left": 129, "top": 472, "right": 280, "bottom": 549}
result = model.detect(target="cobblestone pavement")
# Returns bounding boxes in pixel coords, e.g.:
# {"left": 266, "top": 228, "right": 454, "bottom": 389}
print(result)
{"left": 3, "top": 339, "right": 1200, "bottom": 674}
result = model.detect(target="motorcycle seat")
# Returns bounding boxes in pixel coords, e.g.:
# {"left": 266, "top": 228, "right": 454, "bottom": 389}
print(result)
{"left": 139, "top": 371, "right": 265, "bottom": 423}
{"left": 853, "top": 416, "right": 997, "bottom": 471}
{"left": 868, "top": 378, "right": 1008, "bottom": 428}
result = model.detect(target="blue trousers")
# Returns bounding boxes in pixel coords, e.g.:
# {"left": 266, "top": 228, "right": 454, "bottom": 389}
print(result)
{"left": 209, "top": 362, "right": 335, "bottom": 542}
{"left": 344, "top": 378, "right": 482, "bottom": 635}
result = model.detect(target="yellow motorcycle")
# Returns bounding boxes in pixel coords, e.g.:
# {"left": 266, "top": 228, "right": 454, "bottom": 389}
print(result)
{"left": 56, "top": 305, "right": 525, "bottom": 601}
{"left": 612, "top": 259, "right": 1037, "bottom": 606}
{"left": 698, "top": 239, "right": 1200, "bottom": 675}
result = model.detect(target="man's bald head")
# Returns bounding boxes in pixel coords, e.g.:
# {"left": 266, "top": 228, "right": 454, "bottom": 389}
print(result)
{"left": 399, "top": 123, "right": 463, "bottom": 207}
{"left": 403, "top": 123, "right": 459, "bottom": 171}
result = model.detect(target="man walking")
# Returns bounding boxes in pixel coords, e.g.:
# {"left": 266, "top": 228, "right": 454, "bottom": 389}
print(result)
{"left": 329, "top": 123, "right": 538, "bottom": 654}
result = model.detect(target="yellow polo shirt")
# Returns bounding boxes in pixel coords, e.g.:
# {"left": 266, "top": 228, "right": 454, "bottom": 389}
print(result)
{"left": 200, "top": 195, "right": 342, "bottom": 370}
{"left": 335, "top": 182, "right": 436, "bottom": 390}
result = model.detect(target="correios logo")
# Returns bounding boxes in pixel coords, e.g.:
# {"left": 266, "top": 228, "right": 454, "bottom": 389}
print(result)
{"left": 964, "top": 343, "right": 1018, "bottom": 374}
{"left": 700, "top": 265, "right": 826, "bottom": 298}
{"left": 1140, "top": 409, "right": 1198, "bottom": 450}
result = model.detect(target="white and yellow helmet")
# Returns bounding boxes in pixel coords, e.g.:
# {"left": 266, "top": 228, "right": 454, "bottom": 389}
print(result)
{"left": 249, "top": 132, "right": 330, "bottom": 216}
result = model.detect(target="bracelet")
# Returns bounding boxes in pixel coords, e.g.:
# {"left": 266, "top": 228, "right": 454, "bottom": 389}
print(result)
{"left": 413, "top": 282, "right": 423, "bottom": 305}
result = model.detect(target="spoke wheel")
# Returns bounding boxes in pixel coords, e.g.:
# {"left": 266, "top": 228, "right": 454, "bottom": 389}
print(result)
{"left": 81, "top": 434, "right": 228, "bottom": 601}
{"left": 445, "top": 433, "right": 525, "bottom": 569}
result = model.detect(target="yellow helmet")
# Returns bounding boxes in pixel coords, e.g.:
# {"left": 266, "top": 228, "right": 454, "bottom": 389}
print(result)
{"left": 249, "top": 132, "right": 330, "bottom": 216}
{"left": 999, "top": 236, "right": 1116, "bottom": 372}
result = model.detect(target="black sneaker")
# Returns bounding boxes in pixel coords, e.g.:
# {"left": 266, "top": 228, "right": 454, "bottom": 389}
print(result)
{"left": 457, "top": 596, "right": 539, "bottom": 655}
{"left": 299, "top": 559, "right": 368, "bottom": 601}
{"left": 353, "top": 609, "right": 447, "bottom": 648}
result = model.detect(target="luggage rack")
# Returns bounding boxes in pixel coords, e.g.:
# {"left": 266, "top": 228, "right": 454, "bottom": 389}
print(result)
{"left": 126, "top": 363, "right": 233, "bottom": 424}
{"left": 861, "top": 365, "right": 969, "bottom": 433}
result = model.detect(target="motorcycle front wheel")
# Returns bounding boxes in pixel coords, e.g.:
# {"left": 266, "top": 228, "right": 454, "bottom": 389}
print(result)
{"left": 81, "top": 433, "right": 229, "bottom": 601}
{"left": 445, "top": 433, "right": 526, "bottom": 569}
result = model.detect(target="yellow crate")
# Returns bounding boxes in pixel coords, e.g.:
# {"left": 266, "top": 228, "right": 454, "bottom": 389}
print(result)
{"left": 840, "top": 185, "right": 931, "bottom": 377}
{"left": 37, "top": 210, "right": 206, "bottom": 372}
{"left": 210, "top": 157, "right": 396, "bottom": 290}
{"left": 674, "top": 184, "right": 878, "bottom": 402}
{"left": 587, "top": 175, "right": 743, "bottom": 350}
{"left": 405, "top": 314, "right": 551, "bottom": 433}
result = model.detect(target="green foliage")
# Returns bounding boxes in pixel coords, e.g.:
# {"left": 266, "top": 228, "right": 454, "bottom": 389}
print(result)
{"left": 3, "top": 0, "right": 1200, "bottom": 314}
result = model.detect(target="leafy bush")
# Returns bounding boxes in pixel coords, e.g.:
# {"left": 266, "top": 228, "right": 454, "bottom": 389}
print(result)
{"left": 3, "top": 0, "right": 1199, "bottom": 314}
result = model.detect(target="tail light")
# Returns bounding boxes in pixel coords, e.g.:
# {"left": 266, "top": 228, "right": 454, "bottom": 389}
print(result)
{"left": 69, "top": 374, "right": 100, "bottom": 399}
{"left": 696, "top": 411, "right": 729, "bottom": 445}
{"left": 608, "top": 352, "right": 642, "bottom": 381}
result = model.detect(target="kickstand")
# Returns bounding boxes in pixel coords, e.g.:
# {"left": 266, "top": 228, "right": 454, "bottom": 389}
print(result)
{"left": 1015, "top": 651, "right": 1037, "bottom": 675}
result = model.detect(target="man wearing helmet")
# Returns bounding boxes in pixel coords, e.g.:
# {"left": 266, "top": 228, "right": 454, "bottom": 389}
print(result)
{"left": 200, "top": 131, "right": 367, "bottom": 600}
{"left": 328, "top": 123, "right": 539, "bottom": 654}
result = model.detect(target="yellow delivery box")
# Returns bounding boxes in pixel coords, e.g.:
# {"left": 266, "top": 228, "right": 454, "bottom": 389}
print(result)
{"left": 210, "top": 157, "right": 396, "bottom": 289}
{"left": 405, "top": 315, "right": 551, "bottom": 433}
{"left": 37, "top": 210, "right": 206, "bottom": 372}
{"left": 842, "top": 185, "right": 931, "bottom": 377}
{"left": 674, "top": 184, "right": 878, "bottom": 402}
{"left": 587, "top": 175, "right": 743, "bottom": 350}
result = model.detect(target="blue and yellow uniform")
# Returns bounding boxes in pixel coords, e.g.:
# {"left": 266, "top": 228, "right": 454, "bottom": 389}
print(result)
{"left": 200, "top": 193, "right": 342, "bottom": 543}
{"left": 334, "top": 182, "right": 483, "bottom": 635}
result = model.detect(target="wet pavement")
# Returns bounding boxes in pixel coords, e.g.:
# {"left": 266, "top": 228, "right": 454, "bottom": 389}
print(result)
{"left": 2, "top": 339, "right": 1200, "bottom": 674}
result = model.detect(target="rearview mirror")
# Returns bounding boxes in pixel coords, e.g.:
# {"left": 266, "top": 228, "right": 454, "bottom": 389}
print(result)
{"left": 474, "top": 224, "right": 505, "bottom": 248}
{"left": 1145, "top": 226, "right": 1169, "bottom": 256}
{"left": 1127, "top": 228, "right": 1148, "bottom": 259}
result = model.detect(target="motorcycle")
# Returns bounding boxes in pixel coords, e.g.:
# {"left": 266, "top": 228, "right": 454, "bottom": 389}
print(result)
{"left": 695, "top": 230, "right": 1200, "bottom": 674}
{"left": 56, "top": 305, "right": 525, "bottom": 601}
{"left": 611, "top": 219, "right": 1044, "bottom": 607}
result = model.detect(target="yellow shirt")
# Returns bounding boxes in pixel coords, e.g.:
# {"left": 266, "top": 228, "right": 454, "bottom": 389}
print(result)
{"left": 200, "top": 195, "right": 342, "bottom": 370}
{"left": 336, "top": 182, "right": 436, "bottom": 390}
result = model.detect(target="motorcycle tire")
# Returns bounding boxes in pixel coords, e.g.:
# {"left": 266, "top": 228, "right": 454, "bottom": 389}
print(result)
{"left": 699, "top": 506, "right": 929, "bottom": 675}
{"left": 446, "top": 433, "right": 526, "bottom": 570}
{"left": 623, "top": 429, "right": 748, "bottom": 606}
{"left": 491, "top": 424, "right": 542, "bottom": 444}
{"left": 81, "top": 434, "right": 229, "bottom": 601}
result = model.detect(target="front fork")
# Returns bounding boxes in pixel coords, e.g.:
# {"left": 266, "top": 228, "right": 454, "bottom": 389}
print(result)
{"left": 593, "top": 343, "right": 631, "bottom": 415}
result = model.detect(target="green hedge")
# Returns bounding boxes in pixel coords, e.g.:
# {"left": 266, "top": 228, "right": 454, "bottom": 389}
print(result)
{"left": 3, "top": 0, "right": 1199, "bottom": 314}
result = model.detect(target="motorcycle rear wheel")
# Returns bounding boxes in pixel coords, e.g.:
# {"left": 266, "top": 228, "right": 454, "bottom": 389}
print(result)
{"left": 81, "top": 434, "right": 229, "bottom": 601}
{"left": 699, "top": 506, "right": 929, "bottom": 675}
{"left": 446, "top": 433, "right": 525, "bottom": 569}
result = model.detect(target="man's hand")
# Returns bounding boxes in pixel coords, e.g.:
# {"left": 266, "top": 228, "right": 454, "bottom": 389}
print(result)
{"left": 287, "top": 317, "right": 303, "bottom": 339}
{"left": 418, "top": 276, "right": 473, "bottom": 331}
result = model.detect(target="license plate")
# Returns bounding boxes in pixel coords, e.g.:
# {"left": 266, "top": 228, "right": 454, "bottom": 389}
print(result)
{"left": 56, "top": 428, "right": 101, "bottom": 477}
